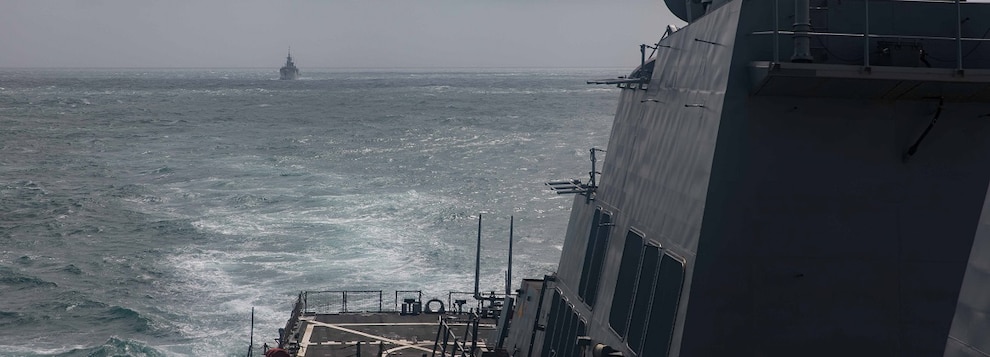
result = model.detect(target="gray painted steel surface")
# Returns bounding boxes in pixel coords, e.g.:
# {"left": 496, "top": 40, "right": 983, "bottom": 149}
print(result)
{"left": 501, "top": 0, "right": 990, "bottom": 356}
{"left": 266, "top": 1, "right": 990, "bottom": 355}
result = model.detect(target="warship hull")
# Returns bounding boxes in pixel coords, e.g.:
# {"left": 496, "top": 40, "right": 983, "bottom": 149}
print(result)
{"left": 280, "top": 50, "right": 299, "bottom": 80}
{"left": 505, "top": 0, "right": 990, "bottom": 356}
{"left": 278, "top": 67, "right": 299, "bottom": 80}
{"left": 279, "top": 67, "right": 299, "bottom": 80}
{"left": 269, "top": 0, "right": 990, "bottom": 356}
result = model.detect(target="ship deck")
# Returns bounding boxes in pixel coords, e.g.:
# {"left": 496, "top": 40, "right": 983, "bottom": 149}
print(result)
{"left": 282, "top": 312, "right": 497, "bottom": 357}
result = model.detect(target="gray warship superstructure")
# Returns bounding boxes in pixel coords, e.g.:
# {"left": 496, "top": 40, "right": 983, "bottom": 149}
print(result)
{"left": 279, "top": 50, "right": 299, "bottom": 80}
{"left": 504, "top": 0, "right": 990, "bottom": 356}
{"left": 267, "top": 0, "right": 990, "bottom": 356}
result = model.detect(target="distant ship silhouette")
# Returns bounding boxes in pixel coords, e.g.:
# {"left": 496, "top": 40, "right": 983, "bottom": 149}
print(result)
{"left": 279, "top": 49, "right": 299, "bottom": 80}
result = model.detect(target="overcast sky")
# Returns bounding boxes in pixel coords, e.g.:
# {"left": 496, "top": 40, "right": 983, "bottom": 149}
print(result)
{"left": 0, "top": 0, "right": 681, "bottom": 69}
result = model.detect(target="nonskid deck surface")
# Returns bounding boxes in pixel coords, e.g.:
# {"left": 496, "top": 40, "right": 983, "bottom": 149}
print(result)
{"left": 288, "top": 312, "right": 496, "bottom": 357}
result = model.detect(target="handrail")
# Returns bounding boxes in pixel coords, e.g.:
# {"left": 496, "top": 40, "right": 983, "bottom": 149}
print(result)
{"left": 395, "top": 290, "right": 423, "bottom": 311}
{"left": 751, "top": 31, "right": 990, "bottom": 43}
{"left": 774, "top": 0, "right": 780, "bottom": 64}
{"left": 760, "top": 0, "right": 977, "bottom": 71}
{"left": 303, "top": 290, "right": 384, "bottom": 313}
{"left": 956, "top": 0, "right": 963, "bottom": 71}
{"left": 447, "top": 290, "right": 514, "bottom": 317}
{"left": 299, "top": 289, "right": 516, "bottom": 314}
{"left": 298, "top": 289, "right": 516, "bottom": 317}
{"left": 278, "top": 292, "right": 304, "bottom": 349}
{"left": 431, "top": 312, "right": 482, "bottom": 357}
{"left": 864, "top": 0, "right": 871, "bottom": 67}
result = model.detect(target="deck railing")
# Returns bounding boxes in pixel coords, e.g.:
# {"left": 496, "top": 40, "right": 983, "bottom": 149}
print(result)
{"left": 447, "top": 290, "right": 512, "bottom": 318}
{"left": 277, "top": 292, "right": 304, "bottom": 349}
{"left": 299, "top": 289, "right": 512, "bottom": 315}
{"left": 431, "top": 312, "right": 482, "bottom": 357}
{"left": 303, "top": 290, "right": 384, "bottom": 313}
{"left": 753, "top": 0, "right": 990, "bottom": 71}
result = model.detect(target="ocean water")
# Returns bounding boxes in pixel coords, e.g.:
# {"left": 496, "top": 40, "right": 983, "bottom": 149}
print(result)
{"left": 0, "top": 68, "right": 618, "bottom": 356}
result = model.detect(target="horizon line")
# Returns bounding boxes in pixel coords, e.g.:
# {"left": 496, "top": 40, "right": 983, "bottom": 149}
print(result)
{"left": 0, "top": 65, "right": 633, "bottom": 71}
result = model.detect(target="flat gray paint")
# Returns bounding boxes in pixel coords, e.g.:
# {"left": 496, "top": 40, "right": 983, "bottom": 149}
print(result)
{"left": 504, "top": 0, "right": 990, "bottom": 356}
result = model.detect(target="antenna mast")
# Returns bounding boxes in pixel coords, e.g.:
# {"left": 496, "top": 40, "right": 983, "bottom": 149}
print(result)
{"left": 474, "top": 214, "right": 482, "bottom": 300}
{"left": 506, "top": 216, "right": 513, "bottom": 295}
{"left": 246, "top": 307, "right": 254, "bottom": 357}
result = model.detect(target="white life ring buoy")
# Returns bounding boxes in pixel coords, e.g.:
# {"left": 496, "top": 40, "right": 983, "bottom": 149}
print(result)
{"left": 424, "top": 299, "right": 445, "bottom": 314}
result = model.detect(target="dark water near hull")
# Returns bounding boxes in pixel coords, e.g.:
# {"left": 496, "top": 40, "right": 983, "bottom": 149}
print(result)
{"left": 0, "top": 68, "right": 618, "bottom": 356}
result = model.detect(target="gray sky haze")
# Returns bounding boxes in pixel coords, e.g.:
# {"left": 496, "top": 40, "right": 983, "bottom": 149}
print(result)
{"left": 1, "top": 0, "right": 680, "bottom": 69}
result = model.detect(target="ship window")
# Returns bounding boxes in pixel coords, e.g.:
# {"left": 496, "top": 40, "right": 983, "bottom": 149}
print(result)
{"left": 565, "top": 310, "right": 583, "bottom": 357}
{"left": 544, "top": 292, "right": 584, "bottom": 357}
{"left": 578, "top": 319, "right": 587, "bottom": 350}
{"left": 560, "top": 308, "right": 570, "bottom": 356}
{"left": 541, "top": 290, "right": 563, "bottom": 357}
{"left": 641, "top": 253, "right": 686, "bottom": 357}
{"left": 626, "top": 244, "right": 661, "bottom": 352}
{"left": 581, "top": 212, "right": 612, "bottom": 307}
{"left": 578, "top": 209, "right": 602, "bottom": 302}
{"left": 608, "top": 230, "right": 645, "bottom": 337}
{"left": 552, "top": 296, "right": 570, "bottom": 357}
{"left": 561, "top": 308, "right": 578, "bottom": 357}
{"left": 553, "top": 303, "right": 574, "bottom": 356}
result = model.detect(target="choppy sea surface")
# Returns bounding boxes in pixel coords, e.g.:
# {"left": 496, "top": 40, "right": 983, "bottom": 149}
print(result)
{"left": 0, "top": 68, "right": 618, "bottom": 356}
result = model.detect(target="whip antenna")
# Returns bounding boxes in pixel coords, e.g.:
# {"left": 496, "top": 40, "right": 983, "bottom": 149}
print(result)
{"left": 474, "top": 213, "right": 482, "bottom": 300}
